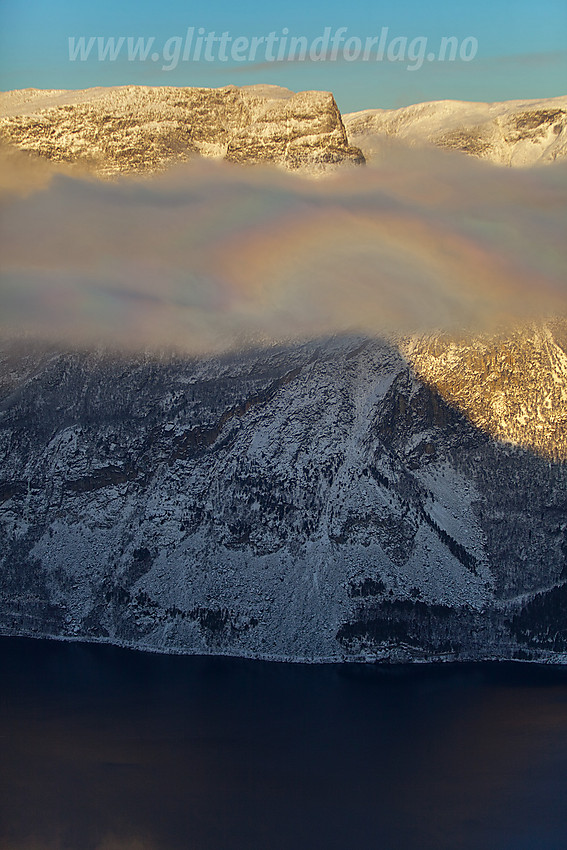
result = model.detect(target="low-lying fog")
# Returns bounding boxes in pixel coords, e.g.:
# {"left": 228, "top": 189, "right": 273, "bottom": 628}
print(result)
{"left": 1, "top": 144, "right": 566, "bottom": 352}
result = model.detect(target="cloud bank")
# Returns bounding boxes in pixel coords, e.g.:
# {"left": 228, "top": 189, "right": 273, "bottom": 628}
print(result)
{"left": 1, "top": 146, "right": 566, "bottom": 352}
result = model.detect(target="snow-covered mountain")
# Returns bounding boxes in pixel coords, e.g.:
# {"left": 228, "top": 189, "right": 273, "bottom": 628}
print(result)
{"left": 0, "top": 84, "right": 364, "bottom": 176}
{"left": 2, "top": 86, "right": 566, "bottom": 178}
{"left": 1, "top": 328, "right": 566, "bottom": 662}
{"left": 344, "top": 96, "right": 567, "bottom": 166}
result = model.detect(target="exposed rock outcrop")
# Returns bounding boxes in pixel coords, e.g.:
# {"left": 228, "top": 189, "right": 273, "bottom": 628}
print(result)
{"left": 3, "top": 85, "right": 564, "bottom": 175}
{"left": 0, "top": 84, "right": 364, "bottom": 176}
{"left": 403, "top": 323, "right": 567, "bottom": 462}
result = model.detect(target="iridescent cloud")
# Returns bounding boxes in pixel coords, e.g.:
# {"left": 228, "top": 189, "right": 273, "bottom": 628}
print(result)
{"left": 1, "top": 146, "right": 566, "bottom": 351}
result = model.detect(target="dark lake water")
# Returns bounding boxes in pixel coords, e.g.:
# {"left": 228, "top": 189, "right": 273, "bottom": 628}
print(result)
{"left": 1, "top": 638, "right": 567, "bottom": 850}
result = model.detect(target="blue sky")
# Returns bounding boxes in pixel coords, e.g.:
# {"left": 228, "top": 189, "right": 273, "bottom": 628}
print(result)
{"left": 1, "top": 0, "right": 565, "bottom": 111}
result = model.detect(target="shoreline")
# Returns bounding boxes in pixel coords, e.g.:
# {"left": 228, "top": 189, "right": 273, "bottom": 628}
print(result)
{"left": 2, "top": 629, "right": 567, "bottom": 668}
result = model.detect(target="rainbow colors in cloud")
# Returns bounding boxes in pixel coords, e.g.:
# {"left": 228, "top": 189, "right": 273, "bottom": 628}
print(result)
{"left": 1, "top": 148, "right": 566, "bottom": 351}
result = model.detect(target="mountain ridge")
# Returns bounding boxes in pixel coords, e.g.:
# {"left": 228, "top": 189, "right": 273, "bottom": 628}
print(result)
{"left": 344, "top": 94, "right": 567, "bottom": 166}
{"left": 1, "top": 85, "right": 566, "bottom": 176}
{"left": 0, "top": 84, "right": 364, "bottom": 176}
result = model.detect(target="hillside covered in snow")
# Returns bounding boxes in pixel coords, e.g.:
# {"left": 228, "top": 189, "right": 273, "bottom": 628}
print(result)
{"left": 344, "top": 95, "right": 567, "bottom": 166}
{"left": 1, "top": 329, "right": 566, "bottom": 663}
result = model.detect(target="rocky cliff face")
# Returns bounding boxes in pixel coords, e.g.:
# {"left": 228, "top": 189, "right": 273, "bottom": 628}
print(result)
{"left": 0, "top": 84, "right": 364, "bottom": 176}
{"left": 4, "top": 86, "right": 565, "bottom": 177}
{"left": 344, "top": 96, "right": 567, "bottom": 166}
{"left": 1, "top": 329, "right": 566, "bottom": 663}
{"left": 404, "top": 324, "right": 567, "bottom": 462}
